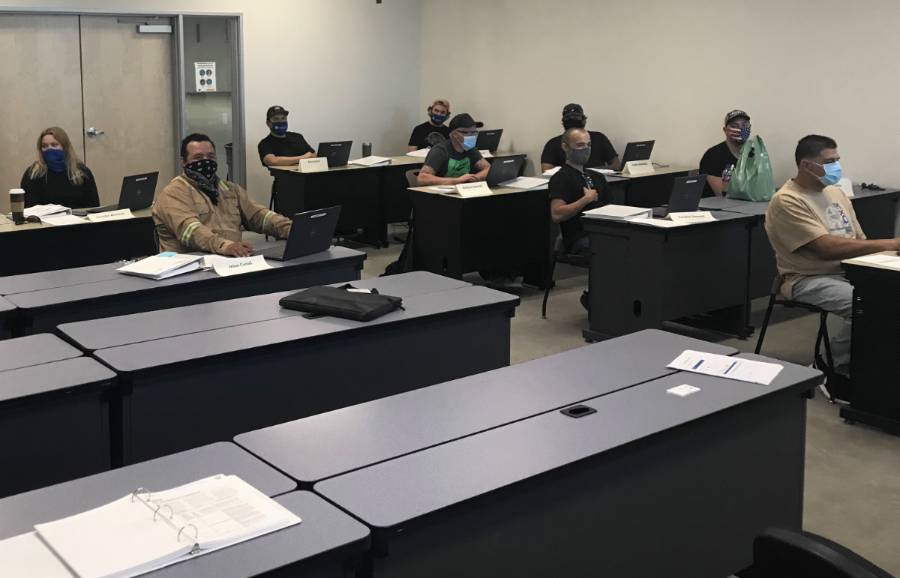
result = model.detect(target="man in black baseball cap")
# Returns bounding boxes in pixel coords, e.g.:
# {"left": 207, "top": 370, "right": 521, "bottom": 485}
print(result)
{"left": 540, "top": 103, "right": 619, "bottom": 172}
{"left": 257, "top": 105, "right": 316, "bottom": 167}
{"left": 417, "top": 113, "right": 490, "bottom": 186}
{"left": 699, "top": 109, "right": 752, "bottom": 197}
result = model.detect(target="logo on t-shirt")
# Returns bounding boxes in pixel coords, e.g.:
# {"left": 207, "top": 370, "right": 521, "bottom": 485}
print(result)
{"left": 447, "top": 157, "right": 472, "bottom": 178}
{"left": 825, "top": 203, "right": 854, "bottom": 237}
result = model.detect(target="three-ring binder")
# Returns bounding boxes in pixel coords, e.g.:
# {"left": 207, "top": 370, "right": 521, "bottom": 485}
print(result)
{"left": 130, "top": 485, "right": 201, "bottom": 554}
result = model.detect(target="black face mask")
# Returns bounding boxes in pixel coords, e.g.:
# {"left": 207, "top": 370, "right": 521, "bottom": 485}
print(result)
{"left": 184, "top": 159, "right": 220, "bottom": 203}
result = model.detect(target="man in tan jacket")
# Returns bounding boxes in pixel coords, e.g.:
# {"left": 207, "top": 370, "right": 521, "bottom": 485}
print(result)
{"left": 153, "top": 133, "right": 292, "bottom": 256}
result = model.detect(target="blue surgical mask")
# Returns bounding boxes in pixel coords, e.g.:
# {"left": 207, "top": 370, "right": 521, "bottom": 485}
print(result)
{"left": 462, "top": 134, "right": 478, "bottom": 151}
{"left": 271, "top": 122, "right": 288, "bottom": 136}
{"left": 739, "top": 126, "right": 751, "bottom": 143}
{"left": 431, "top": 114, "right": 447, "bottom": 125}
{"left": 817, "top": 160, "right": 842, "bottom": 186}
{"left": 42, "top": 148, "right": 66, "bottom": 173}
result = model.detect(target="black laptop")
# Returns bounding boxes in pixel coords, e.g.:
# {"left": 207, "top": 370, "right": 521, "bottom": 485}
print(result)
{"left": 486, "top": 156, "right": 524, "bottom": 187}
{"left": 475, "top": 129, "right": 503, "bottom": 152}
{"left": 618, "top": 140, "right": 655, "bottom": 169}
{"left": 317, "top": 141, "right": 353, "bottom": 167}
{"left": 260, "top": 206, "right": 341, "bottom": 261}
{"left": 73, "top": 172, "right": 159, "bottom": 215}
{"left": 652, "top": 175, "right": 707, "bottom": 218}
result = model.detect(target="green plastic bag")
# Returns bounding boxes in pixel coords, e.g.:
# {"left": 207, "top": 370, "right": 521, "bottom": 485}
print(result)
{"left": 727, "top": 135, "right": 775, "bottom": 201}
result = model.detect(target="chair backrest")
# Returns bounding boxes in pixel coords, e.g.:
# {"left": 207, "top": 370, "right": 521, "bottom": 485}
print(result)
{"left": 752, "top": 528, "right": 895, "bottom": 578}
{"left": 405, "top": 169, "right": 420, "bottom": 188}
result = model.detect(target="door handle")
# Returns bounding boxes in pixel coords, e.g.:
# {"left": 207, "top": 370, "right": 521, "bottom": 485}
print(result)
{"left": 86, "top": 127, "right": 105, "bottom": 137}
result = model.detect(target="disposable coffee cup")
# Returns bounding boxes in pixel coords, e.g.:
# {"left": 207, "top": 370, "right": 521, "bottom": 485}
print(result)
{"left": 9, "top": 188, "right": 25, "bottom": 224}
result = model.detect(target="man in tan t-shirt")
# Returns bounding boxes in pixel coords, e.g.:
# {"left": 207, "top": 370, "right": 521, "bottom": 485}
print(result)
{"left": 153, "top": 134, "right": 293, "bottom": 256}
{"left": 766, "top": 134, "right": 900, "bottom": 382}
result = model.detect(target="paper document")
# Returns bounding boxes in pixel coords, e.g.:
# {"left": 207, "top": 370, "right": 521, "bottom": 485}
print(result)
{"left": 406, "top": 148, "right": 430, "bottom": 158}
{"left": 349, "top": 155, "right": 391, "bottom": 167}
{"left": 586, "top": 167, "right": 616, "bottom": 175}
{"left": 667, "top": 211, "right": 717, "bottom": 224}
{"left": 0, "top": 532, "right": 73, "bottom": 578}
{"left": 542, "top": 166, "right": 561, "bottom": 177}
{"left": 211, "top": 254, "right": 272, "bottom": 277}
{"left": 479, "top": 149, "right": 493, "bottom": 158}
{"left": 87, "top": 208, "right": 134, "bottom": 223}
{"left": 845, "top": 252, "right": 900, "bottom": 271}
{"left": 625, "top": 216, "right": 689, "bottom": 228}
{"left": 24, "top": 204, "right": 69, "bottom": 218}
{"left": 33, "top": 474, "right": 301, "bottom": 578}
{"left": 584, "top": 204, "right": 652, "bottom": 220}
{"left": 118, "top": 252, "right": 203, "bottom": 281}
{"left": 499, "top": 176, "right": 548, "bottom": 190}
{"left": 41, "top": 214, "right": 88, "bottom": 226}
{"left": 668, "top": 350, "right": 783, "bottom": 385}
{"left": 428, "top": 186, "right": 457, "bottom": 193}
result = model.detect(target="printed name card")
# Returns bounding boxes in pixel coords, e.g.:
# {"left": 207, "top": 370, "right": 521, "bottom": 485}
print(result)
{"left": 212, "top": 254, "right": 272, "bottom": 277}
{"left": 455, "top": 181, "right": 492, "bottom": 197}
{"left": 667, "top": 211, "right": 716, "bottom": 224}
{"left": 299, "top": 157, "right": 329, "bottom": 173}
{"left": 622, "top": 159, "right": 655, "bottom": 176}
{"left": 87, "top": 209, "right": 134, "bottom": 223}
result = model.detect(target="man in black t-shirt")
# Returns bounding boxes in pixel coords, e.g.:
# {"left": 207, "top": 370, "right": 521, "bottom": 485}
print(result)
{"left": 408, "top": 99, "right": 452, "bottom": 151}
{"left": 541, "top": 103, "right": 619, "bottom": 172}
{"left": 257, "top": 105, "right": 316, "bottom": 167}
{"left": 417, "top": 113, "right": 490, "bottom": 186}
{"left": 699, "top": 109, "right": 751, "bottom": 197}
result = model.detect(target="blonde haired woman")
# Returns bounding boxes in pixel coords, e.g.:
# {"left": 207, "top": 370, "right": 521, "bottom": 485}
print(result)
{"left": 407, "top": 99, "right": 451, "bottom": 151}
{"left": 20, "top": 127, "right": 99, "bottom": 208}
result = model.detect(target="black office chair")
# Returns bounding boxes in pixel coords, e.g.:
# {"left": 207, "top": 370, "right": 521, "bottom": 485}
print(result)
{"left": 393, "top": 169, "right": 419, "bottom": 244}
{"left": 755, "top": 274, "right": 837, "bottom": 401}
{"left": 739, "top": 527, "right": 894, "bottom": 578}
{"left": 541, "top": 233, "right": 590, "bottom": 319}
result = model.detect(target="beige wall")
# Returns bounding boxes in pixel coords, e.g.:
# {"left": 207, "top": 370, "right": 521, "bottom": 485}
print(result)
{"left": 1, "top": 0, "right": 423, "bottom": 203}
{"left": 421, "top": 0, "right": 900, "bottom": 186}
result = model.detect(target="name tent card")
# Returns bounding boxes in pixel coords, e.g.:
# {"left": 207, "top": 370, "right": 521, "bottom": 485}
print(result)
{"left": 455, "top": 181, "right": 493, "bottom": 197}
{"left": 622, "top": 159, "right": 655, "bottom": 176}
{"left": 87, "top": 208, "right": 134, "bottom": 223}
{"left": 667, "top": 211, "right": 717, "bottom": 224}
{"left": 299, "top": 157, "right": 329, "bottom": 173}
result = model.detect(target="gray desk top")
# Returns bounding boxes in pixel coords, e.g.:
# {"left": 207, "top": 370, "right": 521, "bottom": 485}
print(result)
{"left": 0, "top": 333, "right": 81, "bottom": 372}
{"left": 236, "top": 330, "right": 735, "bottom": 484}
{"left": 316, "top": 354, "right": 821, "bottom": 529}
{"left": 144, "top": 491, "right": 369, "bottom": 578}
{"left": 0, "top": 296, "right": 13, "bottom": 314}
{"left": 849, "top": 185, "right": 900, "bottom": 200}
{"left": 0, "top": 442, "right": 295, "bottom": 540}
{"left": 2, "top": 246, "right": 365, "bottom": 310}
{"left": 59, "top": 271, "right": 471, "bottom": 351}
{"left": 95, "top": 285, "right": 517, "bottom": 373}
{"left": 699, "top": 196, "right": 770, "bottom": 216}
{"left": 583, "top": 209, "right": 753, "bottom": 229}
{"left": 0, "top": 357, "right": 115, "bottom": 404}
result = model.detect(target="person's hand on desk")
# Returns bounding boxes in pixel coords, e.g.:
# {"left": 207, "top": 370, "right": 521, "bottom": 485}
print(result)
{"left": 453, "top": 174, "right": 479, "bottom": 184}
{"left": 221, "top": 240, "right": 255, "bottom": 257}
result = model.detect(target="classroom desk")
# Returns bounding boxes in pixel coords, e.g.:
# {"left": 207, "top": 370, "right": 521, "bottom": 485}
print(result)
{"left": 236, "top": 329, "right": 735, "bottom": 488}
{"left": 839, "top": 255, "right": 900, "bottom": 435}
{"left": 0, "top": 245, "right": 365, "bottom": 336}
{"left": 409, "top": 184, "right": 550, "bottom": 287}
{"left": 63, "top": 273, "right": 518, "bottom": 464}
{"left": 0, "top": 443, "right": 369, "bottom": 578}
{"left": 602, "top": 164, "right": 695, "bottom": 207}
{"left": 271, "top": 153, "right": 527, "bottom": 247}
{"left": 0, "top": 334, "right": 116, "bottom": 497}
{"left": 582, "top": 211, "right": 755, "bottom": 341}
{"left": 847, "top": 186, "right": 900, "bottom": 238}
{"left": 0, "top": 209, "right": 156, "bottom": 276}
{"left": 316, "top": 354, "right": 820, "bottom": 578}
{"left": 0, "top": 297, "right": 13, "bottom": 338}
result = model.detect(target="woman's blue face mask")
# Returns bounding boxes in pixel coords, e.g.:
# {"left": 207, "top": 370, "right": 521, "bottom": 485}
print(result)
{"left": 42, "top": 148, "right": 66, "bottom": 172}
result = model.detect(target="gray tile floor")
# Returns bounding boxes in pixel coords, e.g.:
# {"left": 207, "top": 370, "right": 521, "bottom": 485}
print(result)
{"left": 356, "top": 237, "right": 900, "bottom": 573}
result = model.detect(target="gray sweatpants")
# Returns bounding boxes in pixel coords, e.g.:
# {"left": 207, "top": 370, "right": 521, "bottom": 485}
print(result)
{"left": 790, "top": 274, "right": 853, "bottom": 368}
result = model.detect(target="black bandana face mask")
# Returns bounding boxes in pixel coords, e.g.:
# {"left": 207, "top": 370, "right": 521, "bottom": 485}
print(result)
{"left": 184, "top": 159, "right": 220, "bottom": 203}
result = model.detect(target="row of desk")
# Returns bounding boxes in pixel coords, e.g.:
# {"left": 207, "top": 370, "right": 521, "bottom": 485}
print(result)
{"left": 1, "top": 271, "right": 519, "bottom": 497}
{"left": 0, "top": 329, "right": 822, "bottom": 577}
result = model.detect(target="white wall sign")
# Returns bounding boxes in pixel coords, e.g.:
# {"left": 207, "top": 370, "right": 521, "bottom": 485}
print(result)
{"left": 194, "top": 61, "right": 217, "bottom": 92}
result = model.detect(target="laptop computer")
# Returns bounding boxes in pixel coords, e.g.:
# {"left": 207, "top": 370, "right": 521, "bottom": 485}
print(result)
{"left": 317, "top": 141, "right": 353, "bottom": 167}
{"left": 486, "top": 156, "right": 525, "bottom": 187}
{"left": 618, "top": 140, "right": 655, "bottom": 168}
{"left": 73, "top": 172, "right": 159, "bottom": 215}
{"left": 652, "top": 175, "right": 707, "bottom": 218}
{"left": 259, "top": 206, "right": 341, "bottom": 261}
{"left": 475, "top": 129, "right": 503, "bottom": 152}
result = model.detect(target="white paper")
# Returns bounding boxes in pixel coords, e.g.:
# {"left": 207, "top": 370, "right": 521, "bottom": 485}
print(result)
{"left": 586, "top": 167, "right": 616, "bottom": 175}
{"left": 479, "top": 149, "right": 493, "bottom": 158}
{"left": 41, "top": 214, "right": 89, "bottom": 226}
{"left": 667, "top": 211, "right": 717, "bottom": 224}
{"left": 427, "top": 186, "right": 457, "bottom": 193}
{"left": 118, "top": 252, "right": 203, "bottom": 280}
{"left": 625, "top": 216, "right": 689, "bottom": 228}
{"left": 668, "top": 350, "right": 783, "bottom": 386}
{"left": 845, "top": 252, "right": 900, "bottom": 271}
{"left": 0, "top": 532, "right": 73, "bottom": 578}
{"left": 667, "top": 384, "right": 701, "bottom": 398}
{"left": 24, "top": 204, "right": 69, "bottom": 218}
{"left": 837, "top": 177, "right": 854, "bottom": 198}
{"left": 349, "top": 155, "right": 391, "bottom": 167}
{"left": 405, "top": 148, "right": 430, "bottom": 158}
{"left": 211, "top": 254, "right": 272, "bottom": 277}
{"left": 87, "top": 208, "right": 134, "bottom": 223}
{"left": 542, "top": 166, "right": 561, "bottom": 177}
{"left": 299, "top": 157, "right": 328, "bottom": 173}
{"left": 455, "top": 181, "right": 493, "bottom": 197}
{"left": 584, "top": 204, "right": 652, "bottom": 220}
{"left": 499, "top": 176, "right": 548, "bottom": 190}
